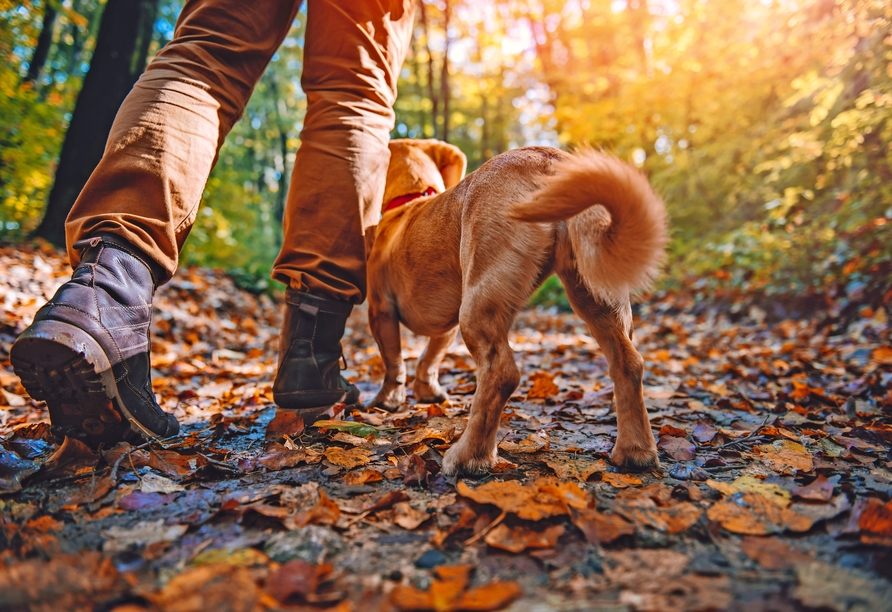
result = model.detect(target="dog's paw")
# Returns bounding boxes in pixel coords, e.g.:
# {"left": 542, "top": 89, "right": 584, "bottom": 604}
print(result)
{"left": 610, "top": 441, "right": 660, "bottom": 470}
{"left": 412, "top": 379, "right": 450, "bottom": 404}
{"left": 442, "top": 441, "right": 498, "bottom": 476}
{"left": 365, "top": 384, "right": 406, "bottom": 411}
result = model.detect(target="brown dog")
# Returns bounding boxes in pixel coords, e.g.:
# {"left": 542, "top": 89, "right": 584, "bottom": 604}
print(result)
{"left": 365, "top": 139, "right": 667, "bottom": 475}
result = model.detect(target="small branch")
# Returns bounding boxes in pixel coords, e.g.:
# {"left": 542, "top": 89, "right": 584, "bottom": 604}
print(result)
{"left": 464, "top": 510, "right": 507, "bottom": 546}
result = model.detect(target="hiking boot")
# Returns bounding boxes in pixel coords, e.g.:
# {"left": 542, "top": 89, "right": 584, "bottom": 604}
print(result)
{"left": 10, "top": 234, "right": 179, "bottom": 446}
{"left": 273, "top": 290, "right": 360, "bottom": 422}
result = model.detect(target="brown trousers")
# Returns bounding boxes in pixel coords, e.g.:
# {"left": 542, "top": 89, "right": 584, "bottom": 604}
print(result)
{"left": 65, "top": 0, "right": 415, "bottom": 303}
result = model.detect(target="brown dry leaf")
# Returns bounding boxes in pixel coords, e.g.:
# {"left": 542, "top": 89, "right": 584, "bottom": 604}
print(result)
{"left": 101, "top": 519, "right": 188, "bottom": 552}
{"left": 498, "top": 433, "right": 548, "bottom": 453}
{"left": 756, "top": 440, "right": 814, "bottom": 474}
{"left": 0, "top": 552, "right": 122, "bottom": 611}
{"left": 741, "top": 536, "right": 813, "bottom": 569}
{"left": 484, "top": 523, "right": 564, "bottom": 553}
{"left": 613, "top": 485, "right": 702, "bottom": 534}
{"left": 257, "top": 443, "right": 308, "bottom": 471}
{"left": 148, "top": 563, "right": 258, "bottom": 612}
{"left": 871, "top": 345, "right": 892, "bottom": 365}
{"left": 526, "top": 372, "right": 559, "bottom": 399}
{"left": 393, "top": 502, "right": 431, "bottom": 530}
{"left": 604, "top": 549, "right": 689, "bottom": 588}
{"left": 570, "top": 506, "right": 635, "bottom": 544}
{"left": 542, "top": 453, "right": 608, "bottom": 482}
{"left": 618, "top": 574, "right": 732, "bottom": 612}
{"left": 706, "top": 476, "right": 791, "bottom": 506}
{"left": 287, "top": 490, "right": 341, "bottom": 529}
{"left": 42, "top": 436, "right": 98, "bottom": 478}
{"left": 265, "top": 559, "right": 337, "bottom": 605}
{"left": 362, "top": 490, "right": 411, "bottom": 514}
{"left": 343, "top": 469, "right": 383, "bottom": 485}
{"left": 457, "top": 478, "right": 587, "bottom": 521}
{"left": 324, "top": 447, "right": 373, "bottom": 469}
{"left": 791, "top": 475, "right": 836, "bottom": 501}
{"left": 657, "top": 435, "right": 696, "bottom": 461}
{"left": 601, "top": 473, "right": 643, "bottom": 488}
{"left": 391, "top": 564, "right": 521, "bottom": 612}
{"left": 265, "top": 411, "right": 305, "bottom": 441}
{"left": 707, "top": 492, "right": 814, "bottom": 535}
{"left": 858, "top": 498, "right": 892, "bottom": 545}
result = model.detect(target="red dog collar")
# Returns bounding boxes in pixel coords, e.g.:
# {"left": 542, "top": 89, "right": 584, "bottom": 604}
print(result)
{"left": 383, "top": 186, "right": 437, "bottom": 214}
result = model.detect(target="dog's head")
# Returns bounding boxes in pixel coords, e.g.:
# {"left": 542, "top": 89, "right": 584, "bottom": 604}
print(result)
{"left": 384, "top": 139, "right": 467, "bottom": 207}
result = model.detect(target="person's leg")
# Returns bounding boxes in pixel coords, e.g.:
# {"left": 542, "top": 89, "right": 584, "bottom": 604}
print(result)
{"left": 271, "top": 0, "right": 416, "bottom": 302}
{"left": 65, "top": 0, "right": 302, "bottom": 280}
{"left": 12, "top": 0, "right": 300, "bottom": 444}
{"left": 272, "top": 0, "right": 416, "bottom": 417}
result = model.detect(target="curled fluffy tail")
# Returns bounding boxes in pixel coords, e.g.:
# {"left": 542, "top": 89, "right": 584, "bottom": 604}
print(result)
{"left": 509, "top": 150, "right": 667, "bottom": 304}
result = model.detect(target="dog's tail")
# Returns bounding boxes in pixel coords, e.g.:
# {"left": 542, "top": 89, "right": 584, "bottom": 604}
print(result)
{"left": 508, "top": 149, "right": 667, "bottom": 304}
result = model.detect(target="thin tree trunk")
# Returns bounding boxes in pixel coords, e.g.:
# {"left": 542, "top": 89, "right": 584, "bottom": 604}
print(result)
{"left": 34, "top": 0, "right": 161, "bottom": 246}
{"left": 418, "top": 0, "right": 438, "bottom": 139}
{"left": 440, "top": 0, "right": 450, "bottom": 142}
{"left": 23, "top": 2, "right": 58, "bottom": 87}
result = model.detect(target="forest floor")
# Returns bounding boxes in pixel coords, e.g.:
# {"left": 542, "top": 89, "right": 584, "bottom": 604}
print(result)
{"left": 1, "top": 242, "right": 891, "bottom": 612}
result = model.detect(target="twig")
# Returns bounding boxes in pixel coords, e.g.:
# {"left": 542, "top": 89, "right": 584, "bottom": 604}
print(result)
{"left": 199, "top": 453, "right": 240, "bottom": 472}
{"left": 109, "top": 434, "right": 181, "bottom": 482}
{"left": 719, "top": 415, "right": 771, "bottom": 450}
{"left": 464, "top": 510, "right": 507, "bottom": 546}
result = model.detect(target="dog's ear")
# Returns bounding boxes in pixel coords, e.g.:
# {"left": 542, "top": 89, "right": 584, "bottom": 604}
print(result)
{"left": 418, "top": 140, "right": 467, "bottom": 188}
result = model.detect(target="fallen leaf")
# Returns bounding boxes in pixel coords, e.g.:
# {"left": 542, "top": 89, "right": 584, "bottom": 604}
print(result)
{"left": 265, "top": 412, "right": 305, "bottom": 441}
{"left": 118, "top": 492, "right": 178, "bottom": 511}
{"left": 0, "top": 553, "right": 121, "bottom": 611}
{"left": 692, "top": 421, "right": 718, "bottom": 444}
{"left": 457, "top": 478, "right": 587, "bottom": 520}
{"left": 706, "top": 476, "right": 791, "bottom": 506}
{"left": 343, "top": 469, "right": 383, "bottom": 485}
{"left": 324, "top": 447, "right": 373, "bottom": 469}
{"left": 542, "top": 453, "right": 608, "bottom": 481}
{"left": 148, "top": 563, "right": 259, "bottom": 612}
{"left": 658, "top": 424, "right": 687, "bottom": 438}
{"left": 102, "top": 519, "right": 188, "bottom": 552}
{"left": 707, "top": 492, "right": 814, "bottom": 535}
{"left": 498, "top": 433, "right": 548, "bottom": 453}
{"left": 393, "top": 502, "right": 431, "bottom": 530}
{"left": 741, "top": 536, "right": 812, "bottom": 569}
{"left": 391, "top": 564, "right": 521, "bottom": 612}
{"left": 287, "top": 490, "right": 341, "bottom": 529}
{"left": 791, "top": 475, "right": 836, "bottom": 502}
{"left": 256, "top": 443, "right": 309, "bottom": 471}
{"left": 756, "top": 440, "right": 814, "bottom": 474}
{"left": 313, "top": 420, "right": 379, "bottom": 438}
{"left": 140, "top": 472, "right": 186, "bottom": 494}
{"left": 484, "top": 523, "right": 564, "bottom": 553}
{"left": 795, "top": 561, "right": 892, "bottom": 612}
{"left": 570, "top": 506, "right": 635, "bottom": 544}
{"left": 601, "top": 473, "right": 643, "bottom": 488}
{"left": 858, "top": 498, "right": 892, "bottom": 545}
{"left": 42, "top": 436, "right": 98, "bottom": 478}
{"left": 526, "top": 372, "right": 559, "bottom": 399}
{"left": 612, "top": 485, "right": 702, "bottom": 534}
{"left": 658, "top": 435, "right": 696, "bottom": 461}
{"left": 265, "top": 559, "right": 338, "bottom": 604}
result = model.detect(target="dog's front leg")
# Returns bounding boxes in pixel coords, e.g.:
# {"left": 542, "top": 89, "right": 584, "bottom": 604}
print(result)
{"left": 413, "top": 328, "right": 458, "bottom": 403}
{"left": 366, "top": 296, "right": 406, "bottom": 410}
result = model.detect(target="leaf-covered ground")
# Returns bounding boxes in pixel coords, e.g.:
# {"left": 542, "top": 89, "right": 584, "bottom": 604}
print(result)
{"left": 1, "top": 242, "right": 891, "bottom": 612}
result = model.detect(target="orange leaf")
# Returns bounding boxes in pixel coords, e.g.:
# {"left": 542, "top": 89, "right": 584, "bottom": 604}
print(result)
{"left": 457, "top": 478, "right": 587, "bottom": 521}
{"left": 484, "top": 523, "right": 564, "bottom": 553}
{"left": 601, "top": 473, "right": 642, "bottom": 488}
{"left": 706, "top": 492, "right": 813, "bottom": 535}
{"left": 324, "top": 447, "right": 373, "bottom": 469}
{"left": 570, "top": 507, "right": 635, "bottom": 544}
{"left": 526, "top": 372, "right": 559, "bottom": 399}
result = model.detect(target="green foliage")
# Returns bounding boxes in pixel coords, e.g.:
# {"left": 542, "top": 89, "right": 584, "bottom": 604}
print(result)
{"left": 529, "top": 274, "right": 571, "bottom": 310}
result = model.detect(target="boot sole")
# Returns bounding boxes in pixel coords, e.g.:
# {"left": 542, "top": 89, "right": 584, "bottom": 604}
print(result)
{"left": 10, "top": 320, "right": 158, "bottom": 446}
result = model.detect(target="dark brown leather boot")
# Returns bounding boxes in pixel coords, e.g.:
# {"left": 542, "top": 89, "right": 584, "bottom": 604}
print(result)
{"left": 10, "top": 235, "right": 179, "bottom": 445}
{"left": 273, "top": 290, "right": 360, "bottom": 422}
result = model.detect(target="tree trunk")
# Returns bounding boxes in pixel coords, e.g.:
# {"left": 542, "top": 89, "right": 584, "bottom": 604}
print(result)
{"left": 439, "top": 0, "right": 450, "bottom": 142}
{"left": 34, "top": 0, "right": 160, "bottom": 246}
{"left": 23, "top": 2, "right": 58, "bottom": 88}
{"left": 418, "top": 0, "right": 438, "bottom": 139}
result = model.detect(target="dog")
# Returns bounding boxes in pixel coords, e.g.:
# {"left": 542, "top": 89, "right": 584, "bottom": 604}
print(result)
{"left": 365, "top": 139, "right": 667, "bottom": 475}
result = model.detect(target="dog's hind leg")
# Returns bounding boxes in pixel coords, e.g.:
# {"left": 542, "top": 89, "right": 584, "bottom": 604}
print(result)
{"left": 413, "top": 328, "right": 458, "bottom": 404}
{"left": 366, "top": 296, "right": 407, "bottom": 410}
{"left": 556, "top": 271, "right": 659, "bottom": 470}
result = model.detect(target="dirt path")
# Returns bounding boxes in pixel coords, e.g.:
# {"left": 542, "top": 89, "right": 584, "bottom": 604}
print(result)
{"left": 1, "top": 244, "right": 891, "bottom": 612}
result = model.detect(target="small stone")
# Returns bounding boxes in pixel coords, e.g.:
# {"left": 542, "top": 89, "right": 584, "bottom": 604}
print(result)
{"left": 414, "top": 549, "right": 447, "bottom": 569}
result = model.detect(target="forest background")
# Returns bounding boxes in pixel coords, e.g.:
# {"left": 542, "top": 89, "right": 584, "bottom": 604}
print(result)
{"left": 1, "top": 0, "right": 890, "bottom": 313}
